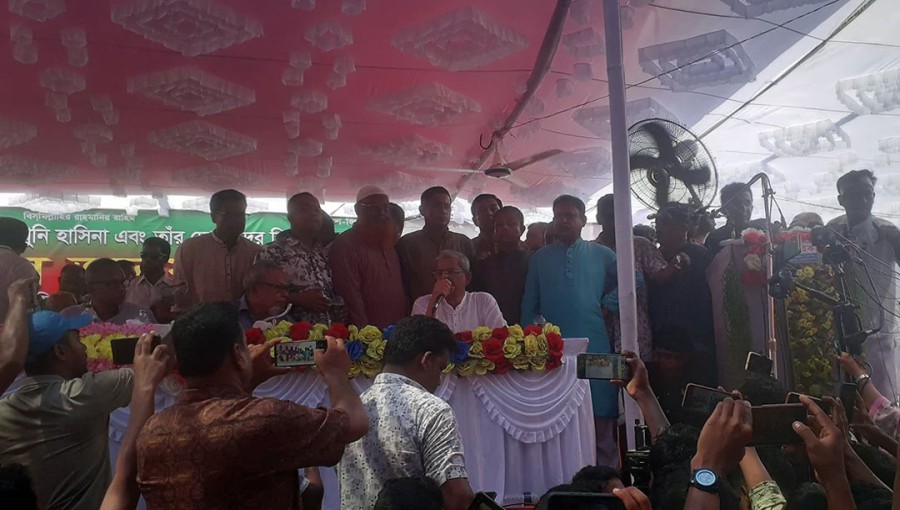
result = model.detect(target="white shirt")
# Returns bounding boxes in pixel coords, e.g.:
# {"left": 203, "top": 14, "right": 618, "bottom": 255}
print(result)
{"left": 0, "top": 246, "right": 39, "bottom": 320}
{"left": 411, "top": 291, "right": 507, "bottom": 332}
{"left": 125, "top": 273, "right": 178, "bottom": 310}
{"left": 338, "top": 373, "right": 468, "bottom": 510}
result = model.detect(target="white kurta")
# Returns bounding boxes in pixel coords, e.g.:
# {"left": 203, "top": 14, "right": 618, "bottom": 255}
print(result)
{"left": 827, "top": 214, "right": 899, "bottom": 401}
{"left": 411, "top": 291, "right": 508, "bottom": 332}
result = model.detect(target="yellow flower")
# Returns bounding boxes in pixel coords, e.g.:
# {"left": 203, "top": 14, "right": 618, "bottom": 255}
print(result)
{"left": 312, "top": 323, "right": 328, "bottom": 335}
{"left": 472, "top": 327, "right": 493, "bottom": 343}
{"left": 308, "top": 329, "right": 324, "bottom": 341}
{"left": 443, "top": 362, "right": 456, "bottom": 374}
{"left": 467, "top": 341, "right": 484, "bottom": 359}
{"left": 361, "top": 358, "right": 381, "bottom": 378}
{"left": 348, "top": 363, "right": 362, "bottom": 378}
{"left": 511, "top": 355, "right": 530, "bottom": 370}
{"left": 523, "top": 335, "right": 538, "bottom": 357}
{"left": 475, "top": 358, "right": 493, "bottom": 375}
{"left": 457, "top": 360, "right": 479, "bottom": 377}
{"left": 366, "top": 338, "right": 386, "bottom": 360}
{"left": 542, "top": 323, "right": 561, "bottom": 336}
{"left": 507, "top": 325, "right": 525, "bottom": 340}
{"left": 530, "top": 359, "right": 547, "bottom": 371}
{"left": 357, "top": 325, "right": 383, "bottom": 344}
{"left": 347, "top": 325, "right": 360, "bottom": 341}
{"left": 272, "top": 320, "right": 292, "bottom": 337}
{"left": 503, "top": 337, "right": 522, "bottom": 359}
{"left": 535, "top": 336, "right": 549, "bottom": 357}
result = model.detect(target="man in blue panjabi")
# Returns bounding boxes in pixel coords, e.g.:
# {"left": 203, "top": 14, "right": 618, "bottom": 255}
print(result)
{"left": 521, "top": 194, "right": 620, "bottom": 467}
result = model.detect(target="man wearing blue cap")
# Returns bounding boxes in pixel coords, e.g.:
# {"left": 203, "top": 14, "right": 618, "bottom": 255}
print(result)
{"left": 0, "top": 310, "right": 134, "bottom": 510}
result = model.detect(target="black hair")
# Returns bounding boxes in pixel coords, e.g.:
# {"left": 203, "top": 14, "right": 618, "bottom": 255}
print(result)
{"left": 739, "top": 372, "right": 787, "bottom": 406}
{"left": 59, "top": 263, "right": 85, "bottom": 277}
{"left": 653, "top": 463, "right": 741, "bottom": 510}
{"left": 650, "top": 423, "right": 700, "bottom": 474}
{"left": 785, "top": 482, "right": 826, "bottom": 510}
{"left": 374, "top": 476, "right": 443, "bottom": 510}
{"left": 143, "top": 236, "right": 172, "bottom": 257}
{"left": 553, "top": 194, "right": 586, "bottom": 217}
{"left": 383, "top": 315, "right": 457, "bottom": 366}
{"left": 721, "top": 182, "right": 751, "bottom": 203}
{"left": 209, "top": 189, "right": 246, "bottom": 213}
{"left": 851, "top": 443, "right": 896, "bottom": 488}
{"left": 494, "top": 206, "right": 525, "bottom": 227}
{"left": 117, "top": 260, "right": 136, "bottom": 275}
{"left": 570, "top": 465, "right": 621, "bottom": 492}
{"left": 633, "top": 224, "right": 657, "bottom": 243}
{"left": 471, "top": 193, "right": 502, "bottom": 216}
{"left": 656, "top": 203, "right": 692, "bottom": 225}
{"left": 319, "top": 212, "right": 336, "bottom": 245}
{"left": 85, "top": 258, "right": 123, "bottom": 283}
{"left": 837, "top": 169, "right": 877, "bottom": 194}
{"left": 849, "top": 480, "right": 893, "bottom": 510}
{"left": 0, "top": 464, "right": 38, "bottom": 510}
{"left": 0, "top": 217, "right": 29, "bottom": 253}
{"left": 172, "top": 302, "right": 244, "bottom": 377}
{"left": 389, "top": 203, "right": 405, "bottom": 227}
{"left": 596, "top": 194, "right": 614, "bottom": 222}
{"left": 287, "top": 192, "right": 319, "bottom": 211}
{"left": 420, "top": 186, "right": 451, "bottom": 204}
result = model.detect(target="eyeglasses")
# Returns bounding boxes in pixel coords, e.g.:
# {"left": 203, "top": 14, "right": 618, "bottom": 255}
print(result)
{"left": 258, "top": 282, "right": 290, "bottom": 293}
{"left": 140, "top": 252, "right": 168, "bottom": 260}
{"left": 432, "top": 269, "right": 465, "bottom": 278}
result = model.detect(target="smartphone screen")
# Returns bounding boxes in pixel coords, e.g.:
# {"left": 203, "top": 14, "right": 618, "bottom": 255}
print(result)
{"left": 110, "top": 336, "right": 161, "bottom": 365}
{"left": 547, "top": 492, "right": 625, "bottom": 510}
{"left": 785, "top": 392, "right": 832, "bottom": 414}
{"left": 749, "top": 404, "right": 807, "bottom": 446}
{"left": 576, "top": 353, "right": 630, "bottom": 380}
{"left": 274, "top": 340, "right": 326, "bottom": 367}
{"left": 682, "top": 384, "right": 732, "bottom": 415}
{"left": 745, "top": 352, "right": 774, "bottom": 375}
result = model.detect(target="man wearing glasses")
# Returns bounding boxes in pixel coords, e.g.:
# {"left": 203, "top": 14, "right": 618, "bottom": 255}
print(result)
{"left": 236, "top": 260, "right": 292, "bottom": 329}
{"left": 62, "top": 258, "right": 155, "bottom": 324}
{"left": 411, "top": 250, "right": 505, "bottom": 333}
{"left": 126, "top": 237, "right": 180, "bottom": 323}
{"left": 174, "top": 189, "right": 261, "bottom": 308}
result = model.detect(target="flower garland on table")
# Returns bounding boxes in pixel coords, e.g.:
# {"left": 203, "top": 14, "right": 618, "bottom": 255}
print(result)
{"left": 243, "top": 321, "right": 565, "bottom": 378}
{"left": 785, "top": 265, "right": 838, "bottom": 395}
{"left": 80, "top": 322, "right": 157, "bottom": 372}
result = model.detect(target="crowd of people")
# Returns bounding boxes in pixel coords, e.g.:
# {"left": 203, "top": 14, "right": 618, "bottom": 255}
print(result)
{"left": 0, "top": 168, "right": 897, "bottom": 509}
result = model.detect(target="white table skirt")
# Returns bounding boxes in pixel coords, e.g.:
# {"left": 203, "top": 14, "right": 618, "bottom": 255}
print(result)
{"left": 108, "top": 338, "right": 595, "bottom": 508}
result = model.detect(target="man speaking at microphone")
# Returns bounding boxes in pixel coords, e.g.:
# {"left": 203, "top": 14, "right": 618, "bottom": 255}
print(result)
{"left": 826, "top": 169, "right": 899, "bottom": 401}
{"left": 411, "top": 250, "right": 506, "bottom": 333}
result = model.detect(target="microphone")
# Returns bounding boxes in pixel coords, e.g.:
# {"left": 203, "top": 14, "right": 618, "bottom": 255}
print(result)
{"left": 432, "top": 294, "right": 444, "bottom": 314}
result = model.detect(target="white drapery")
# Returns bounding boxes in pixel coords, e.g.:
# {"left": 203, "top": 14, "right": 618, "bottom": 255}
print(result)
{"left": 108, "top": 338, "right": 595, "bottom": 508}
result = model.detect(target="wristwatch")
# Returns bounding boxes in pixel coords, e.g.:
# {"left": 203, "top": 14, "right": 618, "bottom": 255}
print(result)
{"left": 690, "top": 468, "right": 720, "bottom": 493}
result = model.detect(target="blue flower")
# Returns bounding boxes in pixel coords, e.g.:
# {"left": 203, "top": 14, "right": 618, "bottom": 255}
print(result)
{"left": 382, "top": 325, "right": 395, "bottom": 341}
{"left": 450, "top": 341, "right": 470, "bottom": 364}
{"left": 346, "top": 340, "right": 364, "bottom": 362}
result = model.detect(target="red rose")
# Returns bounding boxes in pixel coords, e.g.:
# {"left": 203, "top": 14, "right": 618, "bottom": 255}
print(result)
{"left": 546, "top": 353, "right": 562, "bottom": 371}
{"left": 492, "top": 328, "right": 509, "bottom": 341}
{"left": 546, "top": 333, "right": 564, "bottom": 357}
{"left": 290, "top": 321, "right": 313, "bottom": 340}
{"left": 482, "top": 338, "right": 505, "bottom": 365}
{"left": 245, "top": 328, "right": 265, "bottom": 345}
{"left": 326, "top": 323, "right": 349, "bottom": 340}
{"left": 492, "top": 356, "right": 511, "bottom": 375}
{"left": 455, "top": 331, "right": 474, "bottom": 345}
{"left": 524, "top": 325, "right": 543, "bottom": 337}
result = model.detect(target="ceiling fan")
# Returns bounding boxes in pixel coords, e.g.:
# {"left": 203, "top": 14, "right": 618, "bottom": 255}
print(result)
{"left": 413, "top": 147, "right": 563, "bottom": 187}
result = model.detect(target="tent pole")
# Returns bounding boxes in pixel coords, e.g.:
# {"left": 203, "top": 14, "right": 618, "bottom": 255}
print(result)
{"left": 603, "top": 0, "right": 640, "bottom": 452}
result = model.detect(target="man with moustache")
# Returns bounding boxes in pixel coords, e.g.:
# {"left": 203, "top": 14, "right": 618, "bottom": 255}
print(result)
{"left": 329, "top": 186, "right": 407, "bottom": 328}
{"left": 236, "top": 261, "right": 292, "bottom": 329}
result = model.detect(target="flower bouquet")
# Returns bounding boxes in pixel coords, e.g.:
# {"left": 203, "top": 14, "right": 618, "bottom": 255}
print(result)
{"left": 244, "top": 321, "right": 565, "bottom": 378}
{"left": 785, "top": 265, "right": 838, "bottom": 395}
{"left": 80, "top": 322, "right": 157, "bottom": 372}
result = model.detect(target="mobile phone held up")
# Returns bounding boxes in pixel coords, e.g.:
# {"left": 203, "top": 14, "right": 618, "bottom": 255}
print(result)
{"left": 786, "top": 392, "right": 833, "bottom": 415}
{"left": 110, "top": 335, "right": 161, "bottom": 365}
{"left": 745, "top": 352, "right": 774, "bottom": 375}
{"left": 576, "top": 353, "right": 631, "bottom": 381}
{"left": 466, "top": 492, "right": 502, "bottom": 510}
{"left": 750, "top": 404, "right": 807, "bottom": 446}
{"left": 274, "top": 340, "right": 327, "bottom": 368}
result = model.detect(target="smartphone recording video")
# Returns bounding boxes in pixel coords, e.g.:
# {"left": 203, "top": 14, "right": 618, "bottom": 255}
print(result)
{"left": 785, "top": 392, "right": 832, "bottom": 415}
{"left": 576, "top": 353, "right": 631, "bottom": 381}
{"left": 745, "top": 352, "right": 774, "bottom": 375}
{"left": 750, "top": 404, "right": 807, "bottom": 446}
{"left": 110, "top": 335, "right": 161, "bottom": 365}
{"left": 273, "top": 340, "right": 326, "bottom": 368}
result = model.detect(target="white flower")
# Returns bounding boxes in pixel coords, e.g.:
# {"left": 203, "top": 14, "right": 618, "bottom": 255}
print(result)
{"left": 745, "top": 253, "right": 763, "bottom": 272}
{"left": 253, "top": 320, "right": 274, "bottom": 331}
